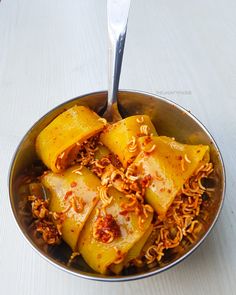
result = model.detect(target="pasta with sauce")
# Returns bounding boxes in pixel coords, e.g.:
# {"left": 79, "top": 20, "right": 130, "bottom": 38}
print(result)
{"left": 19, "top": 105, "right": 214, "bottom": 275}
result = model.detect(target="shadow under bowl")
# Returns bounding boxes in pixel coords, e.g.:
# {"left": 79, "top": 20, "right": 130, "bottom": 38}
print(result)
{"left": 9, "top": 90, "right": 225, "bottom": 282}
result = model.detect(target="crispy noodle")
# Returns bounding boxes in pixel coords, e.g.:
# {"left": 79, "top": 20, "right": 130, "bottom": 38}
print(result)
{"left": 127, "top": 136, "right": 137, "bottom": 153}
{"left": 28, "top": 195, "right": 63, "bottom": 245}
{"left": 110, "top": 169, "right": 125, "bottom": 182}
{"left": 184, "top": 153, "right": 191, "bottom": 163}
{"left": 72, "top": 166, "right": 83, "bottom": 175}
{"left": 136, "top": 116, "right": 144, "bottom": 124}
{"left": 67, "top": 252, "right": 80, "bottom": 266}
{"left": 143, "top": 144, "right": 156, "bottom": 154}
{"left": 98, "top": 185, "right": 113, "bottom": 211}
{"left": 140, "top": 124, "right": 150, "bottom": 136}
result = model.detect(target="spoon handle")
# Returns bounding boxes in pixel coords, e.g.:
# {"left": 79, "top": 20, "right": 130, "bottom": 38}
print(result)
{"left": 107, "top": 0, "right": 131, "bottom": 111}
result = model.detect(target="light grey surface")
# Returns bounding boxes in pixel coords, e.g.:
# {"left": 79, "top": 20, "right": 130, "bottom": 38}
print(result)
{"left": 0, "top": 0, "right": 235, "bottom": 294}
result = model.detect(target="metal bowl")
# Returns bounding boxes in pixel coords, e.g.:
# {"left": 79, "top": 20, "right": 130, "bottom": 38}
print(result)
{"left": 9, "top": 90, "right": 225, "bottom": 281}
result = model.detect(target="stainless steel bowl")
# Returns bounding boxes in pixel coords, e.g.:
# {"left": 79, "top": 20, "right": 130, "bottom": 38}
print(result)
{"left": 9, "top": 90, "right": 225, "bottom": 281}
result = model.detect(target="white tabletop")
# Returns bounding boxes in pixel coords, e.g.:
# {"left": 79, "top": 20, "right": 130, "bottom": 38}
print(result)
{"left": 1, "top": 0, "right": 235, "bottom": 294}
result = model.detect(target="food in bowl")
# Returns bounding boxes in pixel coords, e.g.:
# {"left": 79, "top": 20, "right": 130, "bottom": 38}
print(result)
{"left": 17, "top": 105, "right": 215, "bottom": 275}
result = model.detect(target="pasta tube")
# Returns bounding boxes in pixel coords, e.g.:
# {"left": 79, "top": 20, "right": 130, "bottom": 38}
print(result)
{"left": 41, "top": 166, "right": 101, "bottom": 250}
{"left": 36, "top": 106, "right": 106, "bottom": 172}
{"left": 100, "top": 115, "right": 157, "bottom": 168}
{"left": 135, "top": 136, "right": 210, "bottom": 217}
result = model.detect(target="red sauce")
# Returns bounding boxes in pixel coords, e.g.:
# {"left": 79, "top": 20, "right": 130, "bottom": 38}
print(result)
{"left": 140, "top": 175, "right": 152, "bottom": 188}
{"left": 143, "top": 136, "right": 152, "bottom": 145}
{"left": 70, "top": 181, "right": 77, "bottom": 188}
{"left": 126, "top": 216, "right": 130, "bottom": 221}
{"left": 64, "top": 190, "right": 73, "bottom": 200}
{"left": 95, "top": 214, "right": 121, "bottom": 243}
{"left": 119, "top": 210, "right": 128, "bottom": 216}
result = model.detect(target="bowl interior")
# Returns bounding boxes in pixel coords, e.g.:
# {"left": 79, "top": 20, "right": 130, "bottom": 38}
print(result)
{"left": 9, "top": 90, "right": 225, "bottom": 281}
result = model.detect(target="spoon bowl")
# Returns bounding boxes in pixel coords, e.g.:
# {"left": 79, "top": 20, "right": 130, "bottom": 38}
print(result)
{"left": 9, "top": 90, "right": 225, "bottom": 281}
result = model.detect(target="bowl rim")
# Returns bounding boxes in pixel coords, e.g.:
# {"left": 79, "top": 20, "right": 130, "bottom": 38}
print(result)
{"left": 8, "top": 89, "right": 226, "bottom": 282}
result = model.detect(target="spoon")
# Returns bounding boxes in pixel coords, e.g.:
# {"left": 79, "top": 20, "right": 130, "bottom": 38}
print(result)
{"left": 103, "top": 0, "right": 131, "bottom": 121}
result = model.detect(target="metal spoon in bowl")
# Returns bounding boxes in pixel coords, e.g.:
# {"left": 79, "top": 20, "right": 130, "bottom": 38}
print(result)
{"left": 103, "top": 0, "right": 131, "bottom": 121}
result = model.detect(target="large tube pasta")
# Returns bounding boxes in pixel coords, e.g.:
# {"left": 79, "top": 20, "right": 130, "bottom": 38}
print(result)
{"left": 41, "top": 166, "right": 101, "bottom": 251}
{"left": 100, "top": 115, "right": 157, "bottom": 168}
{"left": 135, "top": 136, "right": 210, "bottom": 218}
{"left": 78, "top": 187, "right": 153, "bottom": 274}
{"left": 36, "top": 106, "right": 106, "bottom": 173}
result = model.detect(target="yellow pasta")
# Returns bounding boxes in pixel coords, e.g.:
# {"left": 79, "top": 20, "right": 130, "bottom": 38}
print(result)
{"left": 135, "top": 136, "right": 210, "bottom": 217}
{"left": 41, "top": 166, "right": 101, "bottom": 250}
{"left": 100, "top": 115, "right": 157, "bottom": 168}
{"left": 36, "top": 106, "right": 106, "bottom": 172}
